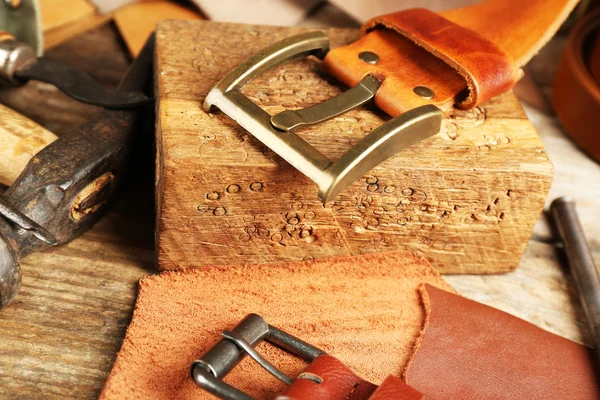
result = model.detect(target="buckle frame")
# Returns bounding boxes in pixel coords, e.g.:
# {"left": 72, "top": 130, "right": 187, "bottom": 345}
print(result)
{"left": 190, "top": 314, "right": 324, "bottom": 400}
{"left": 203, "top": 32, "right": 442, "bottom": 203}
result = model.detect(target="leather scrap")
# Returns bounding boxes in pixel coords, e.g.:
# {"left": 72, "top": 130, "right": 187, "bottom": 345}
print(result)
{"left": 100, "top": 252, "right": 453, "bottom": 399}
{"left": 405, "top": 284, "right": 600, "bottom": 399}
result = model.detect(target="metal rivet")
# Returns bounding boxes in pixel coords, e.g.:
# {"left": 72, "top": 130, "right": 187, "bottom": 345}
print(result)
{"left": 413, "top": 86, "right": 435, "bottom": 100}
{"left": 298, "top": 372, "right": 323, "bottom": 384}
{"left": 4, "top": 0, "right": 21, "bottom": 9}
{"left": 359, "top": 51, "right": 379, "bottom": 65}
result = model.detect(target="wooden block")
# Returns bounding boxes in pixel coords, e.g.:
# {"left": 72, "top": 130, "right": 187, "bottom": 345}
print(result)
{"left": 155, "top": 20, "right": 553, "bottom": 274}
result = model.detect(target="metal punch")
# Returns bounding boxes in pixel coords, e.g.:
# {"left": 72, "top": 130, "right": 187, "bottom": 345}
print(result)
{"left": 550, "top": 197, "right": 600, "bottom": 364}
{"left": 0, "top": 29, "right": 150, "bottom": 108}
{"left": 203, "top": 31, "right": 442, "bottom": 204}
{"left": 0, "top": 35, "right": 155, "bottom": 309}
{"left": 191, "top": 314, "right": 325, "bottom": 400}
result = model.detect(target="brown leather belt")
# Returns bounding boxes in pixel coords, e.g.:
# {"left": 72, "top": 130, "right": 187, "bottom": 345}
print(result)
{"left": 203, "top": 0, "right": 578, "bottom": 202}
{"left": 553, "top": 9, "right": 600, "bottom": 162}
{"left": 190, "top": 314, "right": 423, "bottom": 400}
{"left": 275, "top": 355, "right": 422, "bottom": 400}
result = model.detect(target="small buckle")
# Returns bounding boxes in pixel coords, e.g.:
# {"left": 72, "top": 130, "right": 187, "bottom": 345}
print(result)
{"left": 203, "top": 32, "right": 442, "bottom": 203}
{"left": 190, "top": 314, "right": 324, "bottom": 400}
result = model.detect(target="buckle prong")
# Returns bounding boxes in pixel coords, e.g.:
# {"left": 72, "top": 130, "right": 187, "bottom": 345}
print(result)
{"left": 271, "top": 75, "right": 382, "bottom": 131}
{"left": 191, "top": 314, "right": 324, "bottom": 400}
{"left": 203, "top": 32, "right": 442, "bottom": 203}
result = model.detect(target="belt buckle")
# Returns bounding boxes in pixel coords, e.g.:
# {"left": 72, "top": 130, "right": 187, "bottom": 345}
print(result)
{"left": 190, "top": 314, "right": 324, "bottom": 400}
{"left": 203, "top": 32, "right": 442, "bottom": 203}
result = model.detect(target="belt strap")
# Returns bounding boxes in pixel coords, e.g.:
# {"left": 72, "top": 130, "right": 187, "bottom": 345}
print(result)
{"left": 323, "top": 0, "right": 578, "bottom": 116}
{"left": 275, "top": 355, "right": 422, "bottom": 400}
{"left": 553, "top": 9, "right": 600, "bottom": 162}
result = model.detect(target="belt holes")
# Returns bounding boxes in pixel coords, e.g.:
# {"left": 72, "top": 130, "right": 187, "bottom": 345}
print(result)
{"left": 297, "top": 372, "right": 323, "bottom": 384}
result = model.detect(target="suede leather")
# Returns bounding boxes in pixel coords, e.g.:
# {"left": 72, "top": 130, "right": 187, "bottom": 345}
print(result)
{"left": 323, "top": 0, "right": 578, "bottom": 117}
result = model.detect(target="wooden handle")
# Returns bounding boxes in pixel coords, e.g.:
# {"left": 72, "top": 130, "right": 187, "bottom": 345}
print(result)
{"left": 0, "top": 104, "right": 57, "bottom": 186}
{"left": 0, "top": 30, "right": 15, "bottom": 42}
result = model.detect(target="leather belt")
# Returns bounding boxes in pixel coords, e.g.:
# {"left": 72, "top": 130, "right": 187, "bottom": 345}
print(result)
{"left": 553, "top": 9, "right": 600, "bottom": 162}
{"left": 203, "top": 0, "right": 578, "bottom": 202}
{"left": 275, "top": 355, "right": 422, "bottom": 400}
{"left": 190, "top": 314, "right": 422, "bottom": 400}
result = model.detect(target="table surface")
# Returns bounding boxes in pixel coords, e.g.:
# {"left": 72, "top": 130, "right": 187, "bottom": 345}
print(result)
{"left": 0, "top": 9, "right": 598, "bottom": 399}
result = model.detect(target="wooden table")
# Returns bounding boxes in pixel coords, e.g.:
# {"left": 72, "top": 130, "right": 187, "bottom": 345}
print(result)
{"left": 0, "top": 17, "right": 597, "bottom": 399}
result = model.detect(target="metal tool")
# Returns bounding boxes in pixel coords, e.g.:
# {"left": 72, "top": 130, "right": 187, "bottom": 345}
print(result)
{"left": 191, "top": 314, "right": 325, "bottom": 400}
{"left": 203, "top": 31, "right": 442, "bottom": 203}
{"left": 0, "top": 34, "right": 155, "bottom": 309}
{"left": 550, "top": 197, "right": 600, "bottom": 362}
{"left": 0, "top": 29, "right": 149, "bottom": 108}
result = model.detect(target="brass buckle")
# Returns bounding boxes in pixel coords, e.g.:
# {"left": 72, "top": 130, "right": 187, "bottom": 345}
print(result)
{"left": 203, "top": 31, "right": 442, "bottom": 203}
{"left": 190, "top": 314, "right": 324, "bottom": 400}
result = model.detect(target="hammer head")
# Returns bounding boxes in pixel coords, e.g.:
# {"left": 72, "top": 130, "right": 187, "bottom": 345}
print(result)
{"left": 0, "top": 223, "right": 20, "bottom": 308}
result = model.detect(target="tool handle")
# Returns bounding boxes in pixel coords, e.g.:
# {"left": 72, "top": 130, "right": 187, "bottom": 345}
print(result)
{"left": 0, "top": 30, "right": 15, "bottom": 43}
{"left": 0, "top": 104, "right": 58, "bottom": 186}
{"left": 550, "top": 197, "right": 600, "bottom": 356}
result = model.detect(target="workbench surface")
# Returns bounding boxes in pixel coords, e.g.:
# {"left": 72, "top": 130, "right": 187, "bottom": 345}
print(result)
{"left": 0, "top": 17, "right": 597, "bottom": 399}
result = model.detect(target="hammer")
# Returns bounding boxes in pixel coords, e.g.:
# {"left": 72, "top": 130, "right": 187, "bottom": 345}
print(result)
{"left": 0, "top": 35, "right": 154, "bottom": 309}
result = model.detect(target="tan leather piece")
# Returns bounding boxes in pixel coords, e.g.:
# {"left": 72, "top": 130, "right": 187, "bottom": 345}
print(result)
{"left": 322, "top": 29, "right": 467, "bottom": 116}
{"left": 100, "top": 252, "right": 453, "bottom": 399}
{"left": 405, "top": 284, "right": 600, "bottom": 399}
{"left": 324, "top": 0, "right": 578, "bottom": 117}
{"left": 276, "top": 355, "right": 422, "bottom": 400}
{"left": 362, "top": 8, "right": 518, "bottom": 110}
{"left": 553, "top": 10, "right": 600, "bottom": 163}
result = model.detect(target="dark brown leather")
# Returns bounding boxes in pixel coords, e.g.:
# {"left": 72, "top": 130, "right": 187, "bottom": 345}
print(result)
{"left": 275, "top": 355, "right": 422, "bottom": 400}
{"left": 553, "top": 10, "right": 600, "bottom": 163}
{"left": 405, "top": 284, "right": 600, "bottom": 399}
{"left": 324, "top": 0, "right": 578, "bottom": 117}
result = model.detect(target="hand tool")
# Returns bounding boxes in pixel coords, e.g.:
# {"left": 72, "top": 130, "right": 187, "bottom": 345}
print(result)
{"left": 190, "top": 314, "right": 422, "bottom": 400}
{"left": 550, "top": 196, "right": 600, "bottom": 364}
{"left": 203, "top": 0, "right": 578, "bottom": 203}
{"left": 0, "top": 34, "right": 154, "bottom": 309}
{"left": 0, "top": 103, "right": 57, "bottom": 187}
{"left": 0, "top": 29, "right": 149, "bottom": 108}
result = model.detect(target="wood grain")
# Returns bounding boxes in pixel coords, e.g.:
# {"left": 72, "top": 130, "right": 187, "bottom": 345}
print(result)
{"left": 0, "top": 104, "right": 57, "bottom": 186}
{"left": 155, "top": 20, "right": 553, "bottom": 274}
{"left": 114, "top": 0, "right": 202, "bottom": 56}
{"left": 0, "top": 25, "right": 156, "bottom": 399}
{"left": 40, "top": 0, "right": 98, "bottom": 32}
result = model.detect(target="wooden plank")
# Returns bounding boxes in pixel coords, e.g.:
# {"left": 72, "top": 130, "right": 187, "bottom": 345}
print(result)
{"left": 114, "top": 0, "right": 203, "bottom": 56}
{"left": 40, "top": 0, "right": 98, "bottom": 32}
{"left": 0, "top": 25, "right": 154, "bottom": 399}
{"left": 155, "top": 20, "right": 553, "bottom": 274}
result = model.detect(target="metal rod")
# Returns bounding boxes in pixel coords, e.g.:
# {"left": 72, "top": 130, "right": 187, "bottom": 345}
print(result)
{"left": 270, "top": 75, "right": 381, "bottom": 131}
{"left": 222, "top": 330, "right": 293, "bottom": 385}
{"left": 550, "top": 196, "right": 600, "bottom": 361}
